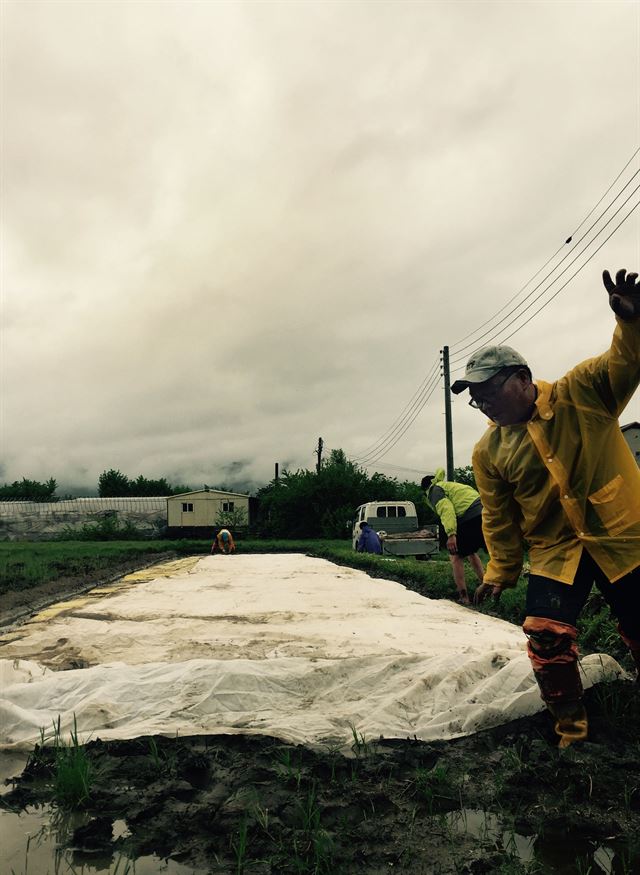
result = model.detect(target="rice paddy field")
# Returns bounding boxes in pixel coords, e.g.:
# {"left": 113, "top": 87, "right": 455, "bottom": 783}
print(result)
{"left": 1, "top": 540, "right": 639, "bottom": 874}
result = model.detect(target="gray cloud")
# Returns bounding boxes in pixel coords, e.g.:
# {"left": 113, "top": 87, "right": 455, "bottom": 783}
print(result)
{"left": 2, "top": 0, "right": 639, "bottom": 494}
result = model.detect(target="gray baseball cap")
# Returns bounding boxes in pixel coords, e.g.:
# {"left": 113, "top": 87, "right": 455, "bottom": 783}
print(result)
{"left": 450, "top": 345, "right": 529, "bottom": 394}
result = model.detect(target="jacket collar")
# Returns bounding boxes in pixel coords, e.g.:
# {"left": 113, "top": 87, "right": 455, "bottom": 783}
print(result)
{"left": 533, "top": 380, "right": 554, "bottom": 421}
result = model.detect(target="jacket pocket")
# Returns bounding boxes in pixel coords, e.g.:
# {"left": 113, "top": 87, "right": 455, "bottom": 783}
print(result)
{"left": 588, "top": 474, "right": 640, "bottom": 536}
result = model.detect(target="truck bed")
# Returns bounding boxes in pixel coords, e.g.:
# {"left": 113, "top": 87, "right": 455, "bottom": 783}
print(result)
{"left": 379, "top": 527, "right": 439, "bottom": 558}
{"left": 381, "top": 528, "right": 438, "bottom": 541}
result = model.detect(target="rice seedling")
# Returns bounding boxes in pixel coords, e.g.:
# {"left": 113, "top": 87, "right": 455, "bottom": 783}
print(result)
{"left": 146, "top": 737, "right": 177, "bottom": 777}
{"left": 231, "top": 816, "right": 249, "bottom": 875}
{"left": 411, "top": 763, "right": 457, "bottom": 815}
{"left": 348, "top": 723, "right": 372, "bottom": 759}
{"left": 274, "top": 747, "right": 304, "bottom": 790}
{"left": 28, "top": 715, "right": 94, "bottom": 809}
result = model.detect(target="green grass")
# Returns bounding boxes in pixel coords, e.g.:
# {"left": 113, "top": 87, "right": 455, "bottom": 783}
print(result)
{"left": 0, "top": 541, "right": 181, "bottom": 595}
{"left": 27, "top": 715, "right": 94, "bottom": 809}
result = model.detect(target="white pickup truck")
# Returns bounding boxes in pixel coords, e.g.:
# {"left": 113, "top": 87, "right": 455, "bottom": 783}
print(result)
{"left": 351, "top": 500, "right": 439, "bottom": 559}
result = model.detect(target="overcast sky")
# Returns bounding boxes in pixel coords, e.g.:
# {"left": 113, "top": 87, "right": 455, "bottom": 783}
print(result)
{"left": 2, "top": 0, "right": 639, "bottom": 495}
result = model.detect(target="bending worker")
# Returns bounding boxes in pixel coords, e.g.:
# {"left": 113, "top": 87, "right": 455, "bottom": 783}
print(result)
{"left": 211, "top": 528, "right": 236, "bottom": 555}
{"left": 421, "top": 468, "right": 485, "bottom": 605}
{"left": 451, "top": 267, "right": 640, "bottom": 748}
{"left": 356, "top": 521, "right": 383, "bottom": 554}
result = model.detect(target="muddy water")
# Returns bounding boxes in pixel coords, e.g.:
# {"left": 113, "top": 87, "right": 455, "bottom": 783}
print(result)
{"left": 445, "top": 808, "right": 629, "bottom": 874}
{"left": 3, "top": 697, "right": 640, "bottom": 875}
{"left": 0, "top": 804, "right": 206, "bottom": 874}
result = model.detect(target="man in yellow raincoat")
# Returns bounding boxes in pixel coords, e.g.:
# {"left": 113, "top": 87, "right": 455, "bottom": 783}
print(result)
{"left": 451, "top": 268, "right": 640, "bottom": 748}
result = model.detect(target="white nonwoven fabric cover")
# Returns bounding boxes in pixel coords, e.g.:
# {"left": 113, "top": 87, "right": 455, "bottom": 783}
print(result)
{"left": 0, "top": 554, "right": 624, "bottom": 750}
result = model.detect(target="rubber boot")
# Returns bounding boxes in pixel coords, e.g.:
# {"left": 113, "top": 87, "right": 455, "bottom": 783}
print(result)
{"left": 546, "top": 700, "right": 588, "bottom": 749}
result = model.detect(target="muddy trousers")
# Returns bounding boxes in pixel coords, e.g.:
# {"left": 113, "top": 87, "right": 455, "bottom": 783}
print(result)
{"left": 523, "top": 551, "right": 640, "bottom": 744}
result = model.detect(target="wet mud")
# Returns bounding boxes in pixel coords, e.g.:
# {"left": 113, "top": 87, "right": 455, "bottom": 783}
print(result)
{"left": 3, "top": 681, "right": 639, "bottom": 874}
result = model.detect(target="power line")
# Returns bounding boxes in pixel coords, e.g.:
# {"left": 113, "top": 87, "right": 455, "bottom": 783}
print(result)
{"left": 351, "top": 359, "right": 439, "bottom": 460}
{"left": 450, "top": 186, "right": 640, "bottom": 367}
{"left": 450, "top": 169, "right": 640, "bottom": 361}
{"left": 451, "top": 146, "right": 640, "bottom": 352}
{"left": 344, "top": 147, "right": 639, "bottom": 461}
{"left": 354, "top": 368, "right": 441, "bottom": 464}
{"left": 356, "top": 369, "right": 442, "bottom": 465}
{"left": 568, "top": 145, "right": 640, "bottom": 239}
{"left": 322, "top": 446, "right": 425, "bottom": 477}
{"left": 357, "top": 171, "right": 639, "bottom": 460}
{"left": 358, "top": 460, "right": 425, "bottom": 476}
{"left": 496, "top": 199, "right": 639, "bottom": 347}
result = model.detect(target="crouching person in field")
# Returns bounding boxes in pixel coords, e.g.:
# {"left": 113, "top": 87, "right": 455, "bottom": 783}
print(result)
{"left": 211, "top": 528, "right": 236, "bottom": 555}
{"left": 356, "top": 522, "right": 383, "bottom": 554}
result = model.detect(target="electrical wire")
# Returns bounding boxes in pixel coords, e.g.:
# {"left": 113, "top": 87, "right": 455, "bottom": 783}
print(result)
{"left": 359, "top": 180, "right": 638, "bottom": 457}
{"left": 450, "top": 171, "right": 640, "bottom": 362}
{"left": 451, "top": 146, "right": 640, "bottom": 351}
{"left": 452, "top": 195, "right": 640, "bottom": 373}
{"left": 353, "top": 367, "right": 441, "bottom": 464}
{"left": 343, "top": 147, "right": 639, "bottom": 460}
{"left": 351, "top": 358, "right": 439, "bottom": 460}
{"left": 449, "top": 185, "right": 640, "bottom": 366}
{"left": 496, "top": 199, "right": 639, "bottom": 347}
{"left": 322, "top": 446, "right": 425, "bottom": 477}
{"left": 356, "top": 369, "right": 443, "bottom": 465}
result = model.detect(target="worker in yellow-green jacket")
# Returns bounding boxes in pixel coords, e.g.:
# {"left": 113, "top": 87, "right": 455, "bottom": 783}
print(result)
{"left": 421, "top": 468, "right": 486, "bottom": 605}
{"left": 451, "top": 267, "right": 640, "bottom": 749}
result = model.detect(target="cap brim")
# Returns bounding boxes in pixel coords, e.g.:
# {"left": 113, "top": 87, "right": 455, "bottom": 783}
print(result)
{"left": 451, "top": 366, "right": 507, "bottom": 394}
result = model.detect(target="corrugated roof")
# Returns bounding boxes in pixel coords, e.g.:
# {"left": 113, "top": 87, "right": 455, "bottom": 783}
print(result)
{"left": 168, "top": 489, "right": 250, "bottom": 499}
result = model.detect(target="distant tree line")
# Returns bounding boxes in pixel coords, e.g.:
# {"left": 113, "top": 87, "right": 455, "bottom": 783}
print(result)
{"left": 255, "top": 449, "right": 443, "bottom": 539}
{"left": 0, "top": 471, "right": 193, "bottom": 500}
{"left": 97, "top": 469, "right": 193, "bottom": 497}
{"left": 0, "top": 477, "right": 59, "bottom": 502}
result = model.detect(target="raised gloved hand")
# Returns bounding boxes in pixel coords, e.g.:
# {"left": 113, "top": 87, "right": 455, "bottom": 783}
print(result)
{"left": 603, "top": 268, "right": 640, "bottom": 320}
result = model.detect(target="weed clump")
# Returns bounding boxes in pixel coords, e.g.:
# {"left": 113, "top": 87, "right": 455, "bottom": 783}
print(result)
{"left": 26, "top": 715, "right": 93, "bottom": 809}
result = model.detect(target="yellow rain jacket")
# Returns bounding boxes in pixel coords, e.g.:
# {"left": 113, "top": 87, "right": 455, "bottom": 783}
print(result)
{"left": 425, "top": 467, "right": 482, "bottom": 536}
{"left": 472, "top": 315, "right": 640, "bottom": 588}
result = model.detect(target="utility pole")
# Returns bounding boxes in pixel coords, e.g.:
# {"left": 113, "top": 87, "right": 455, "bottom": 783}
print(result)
{"left": 441, "top": 346, "right": 455, "bottom": 480}
{"left": 315, "top": 437, "right": 324, "bottom": 474}
{"left": 274, "top": 463, "right": 279, "bottom": 482}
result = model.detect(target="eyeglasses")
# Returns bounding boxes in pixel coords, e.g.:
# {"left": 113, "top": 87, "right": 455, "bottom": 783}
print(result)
{"left": 468, "top": 372, "right": 516, "bottom": 409}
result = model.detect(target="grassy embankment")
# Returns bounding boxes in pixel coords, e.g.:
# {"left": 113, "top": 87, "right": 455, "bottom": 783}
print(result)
{"left": 0, "top": 539, "right": 630, "bottom": 670}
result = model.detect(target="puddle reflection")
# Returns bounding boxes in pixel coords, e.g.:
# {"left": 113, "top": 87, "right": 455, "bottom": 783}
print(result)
{"left": 0, "top": 804, "right": 206, "bottom": 875}
{"left": 445, "top": 808, "right": 636, "bottom": 874}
